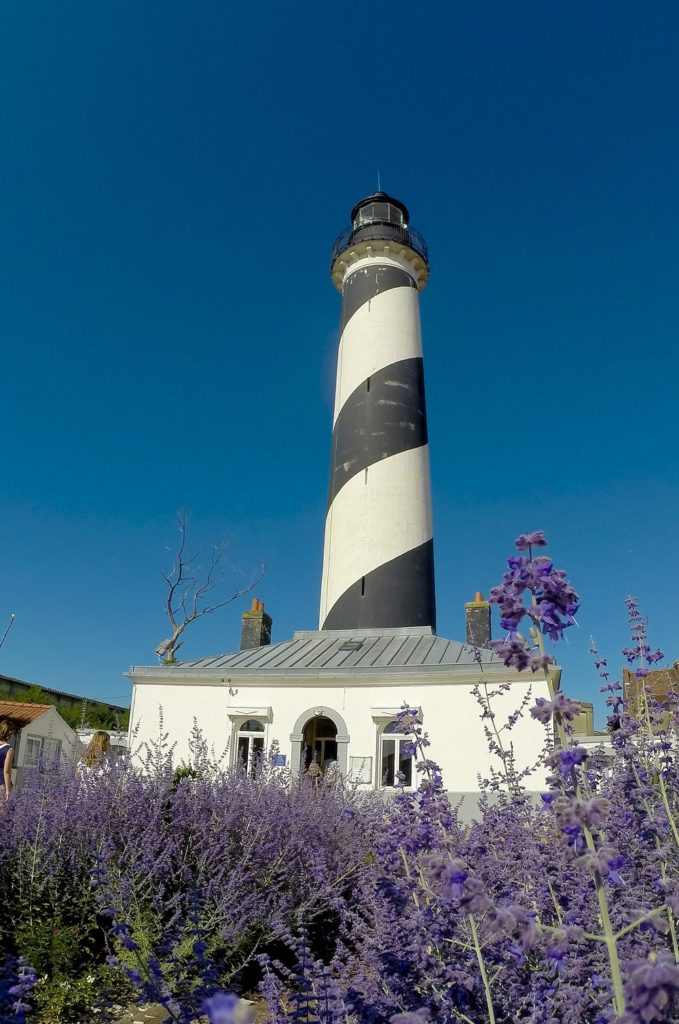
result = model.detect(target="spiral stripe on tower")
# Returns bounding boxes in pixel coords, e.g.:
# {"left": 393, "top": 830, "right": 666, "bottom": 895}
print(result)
{"left": 319, "top": 195, "right": 436, "bottom": 631}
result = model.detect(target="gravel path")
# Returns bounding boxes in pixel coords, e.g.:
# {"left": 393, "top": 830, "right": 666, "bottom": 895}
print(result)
{"left": 114, "top": 1005, "right": 174, "bottom": 1024}
{"left": 113, "top": 997, "right": 263, "bottom": 1024}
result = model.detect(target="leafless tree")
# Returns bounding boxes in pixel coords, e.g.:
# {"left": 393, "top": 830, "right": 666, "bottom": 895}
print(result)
{"left": 155, "top": 512, "right": 262, "bottom": 664}
{"left": 0, "top": 613, "right": 15, "bottom": 654}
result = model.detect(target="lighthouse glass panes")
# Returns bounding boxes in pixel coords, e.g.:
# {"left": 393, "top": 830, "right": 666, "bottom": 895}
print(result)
{"left": 380, "top": 721, "right": 413, "bottom": 788}
{"left": 236, "top": 719, "right": 264, "bottom": 776}
{"left": 354, "top": 201, "right": 405, "bottom": 228}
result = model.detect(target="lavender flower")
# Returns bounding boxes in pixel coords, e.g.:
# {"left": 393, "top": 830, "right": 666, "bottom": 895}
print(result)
{"left": 1, "top": 555, "right": 677, "bottom": 1024}
{"left": 515, "top": 530, "right": 548, "bottom": 550}
{"left": 203, "top": 992, "right": 241, "bottom": 1024}
{"left": 489, "top": 533, "right": 579, "bottom": 663}
{"left": 622, "top": 952, "right": 679, "bottom": 1023}
{"left": 489, "top": 637, "right": 532, "bottom": 671}
{"left": 0, "top": 959, "right": 36, "bottom": 1024}
{"left": 531, "top": 693, "right": 581, "bottom": 725}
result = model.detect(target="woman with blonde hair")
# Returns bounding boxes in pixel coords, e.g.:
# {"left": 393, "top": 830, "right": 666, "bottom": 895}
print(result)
{"left": 77, "top": 730, "right": 112, "bottom": 782}
{"left": 0, "top": 719, "right": 16, "bottom": 802}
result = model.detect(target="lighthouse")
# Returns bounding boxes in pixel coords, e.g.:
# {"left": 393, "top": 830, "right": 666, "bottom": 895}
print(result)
{"left": 130, "top": 190, "right": 556, "bottom": 806}
{"left": 319, "top": 192, "right": 436, "bottom": 631}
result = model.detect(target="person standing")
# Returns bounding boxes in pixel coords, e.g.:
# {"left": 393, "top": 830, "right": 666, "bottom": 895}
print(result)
{"left": 305, "top": 754, "right": 322, "bottom": 785}
{"left": 0, "top": 719, "right": 16, "bottom": 802}
{"left": 77, "top": 730, "right": 112, "bottom": 783}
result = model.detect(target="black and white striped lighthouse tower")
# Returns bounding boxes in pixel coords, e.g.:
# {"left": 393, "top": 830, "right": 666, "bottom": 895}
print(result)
{"left": 319, "top": 192, "right": 436, "bottom": 631}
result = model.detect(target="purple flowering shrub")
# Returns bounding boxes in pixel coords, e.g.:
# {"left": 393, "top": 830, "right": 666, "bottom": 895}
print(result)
{"left": 2, "top": 532, "right": 679, "bottom": 1024}
{"left": 0, "top": 745, "right": 381, "bottom": 1021}
{"left": 260, "top": 535, "right": 678, "bottom": 1024}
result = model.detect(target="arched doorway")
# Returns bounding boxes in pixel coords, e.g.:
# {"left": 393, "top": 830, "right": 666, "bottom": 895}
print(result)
{"left": 290, "top": 707, "right": 350, "bottom": 778}
{"left": 302, "top": 715, "right": 337, "bottom": 771}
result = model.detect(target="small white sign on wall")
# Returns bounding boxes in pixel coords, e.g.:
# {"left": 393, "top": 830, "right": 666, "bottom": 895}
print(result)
{"left": 349, "top": 755, "right": 373, "bottom": 784}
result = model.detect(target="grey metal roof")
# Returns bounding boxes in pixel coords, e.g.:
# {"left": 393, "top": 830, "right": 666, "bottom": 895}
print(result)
{"left": 176, "top": 627, "right": 500, "bottom": 674}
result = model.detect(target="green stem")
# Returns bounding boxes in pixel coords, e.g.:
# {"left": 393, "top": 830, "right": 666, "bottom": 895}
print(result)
{"left": 400, "top": 847, "right": 420, "bottom": 910}
{"left": 539, "top": 921, "right": 603, "bottom": 943}
{"left": 662, "top": 867, "right": 679, "bottom": 960}
{"left": 481, "top": 679, "right": 521, "bottom": 795}
{"left": 593, "top": 866, "right": 625, "bottom": 1015}
{"left": 569, "top": 762, "right": 625, "bottom": 1014}
{"left": 629, "top": 763, "right": 679, "bottom": 960}
{"left": 546, "top": 877, "right": 564, "bottom": 925}
{"left": 469, "top": 913, "right": 496, "bottom": 1024}
{"left": 639, "top": 688, "right": 679, "bottom": 850}
{"left": 450, "top": 1013, "right": 477, "bottom": 1024}
{"left": 551, "top": 711, "right": 626, "bottom": 1016}
{"left": 613, "top": 905, "right": 669, "bottom": 941}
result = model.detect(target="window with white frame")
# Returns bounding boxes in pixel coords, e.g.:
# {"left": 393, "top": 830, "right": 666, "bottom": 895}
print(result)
{"left": 379, "top": 721, "right": 414, "bottom": 788}
{"left": 24, "top": 736, "right": 42, "bottom": 768}
{"left": 23, "top": 735, "right": 62, "bottom": 768}
{"left": 43, "top": 738, "right": 62, "bottom": 762}
{"left": 235, "top": 719, "right": 265, "bottom": 776}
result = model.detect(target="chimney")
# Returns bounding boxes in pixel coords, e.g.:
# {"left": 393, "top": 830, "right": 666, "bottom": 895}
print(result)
{"left": 465, "top": 592, "right": 491, "bottom": 649}
{"left": 240, "top": 599, "right": 272, "bottom": 651}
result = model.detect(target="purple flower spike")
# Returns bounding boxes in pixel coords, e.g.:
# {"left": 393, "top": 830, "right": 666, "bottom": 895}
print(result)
{"left": 531, "top": 693, "right": 580, "bottom": 724}
{"left": 529, "top": 652, "right": 555, "bottom": 673}
{"left": 623, "top": 952, "right": 679, "bottom": 1023}
{"left": 203, "top": 992, "right": 241, "bottom": 1024}
{"left": 558, "top": 746, "right": 589, "bottom": 771}
{"left": 515, "top": 530, "right": 547, "bottom": 550}
{"left": 489, "top": 638, "right": 531, "bottom": 671}
{"left": 532, "top": 697, "right": 555, "bottom": 725}
{"left": 553, "top": 692, "right": 581, "bottom": 721}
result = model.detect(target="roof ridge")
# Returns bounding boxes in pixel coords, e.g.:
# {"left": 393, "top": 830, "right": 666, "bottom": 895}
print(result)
{"left": 0, "top": 700, "right": 54, "bottom": 709}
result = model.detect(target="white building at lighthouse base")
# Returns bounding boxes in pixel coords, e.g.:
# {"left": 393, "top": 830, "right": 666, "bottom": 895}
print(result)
{"left": 128, "top": 624, "right": 556, "bottom": 817}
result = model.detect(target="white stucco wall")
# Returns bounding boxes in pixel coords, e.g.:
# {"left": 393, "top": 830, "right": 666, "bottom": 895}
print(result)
{"left": 129, "top": 667, "right": 552, "bottom": 794}
{"left": 13, "top": 707, "right": 79, "bottom": 786}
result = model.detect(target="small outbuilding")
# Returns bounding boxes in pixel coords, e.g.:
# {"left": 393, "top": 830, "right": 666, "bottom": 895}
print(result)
{"left": 128, "top": 600, "right": 556, "bottom": 817}
{"left": 0, "top": 701, "right": 79, "bottom": 787}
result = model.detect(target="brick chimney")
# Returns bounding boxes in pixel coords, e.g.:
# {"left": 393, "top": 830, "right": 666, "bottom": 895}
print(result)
{"left": 465, "top": 592, "right": 491, "bottom": 649}
{"left": 240, "top": 598, "right": 272, "bottom": 651}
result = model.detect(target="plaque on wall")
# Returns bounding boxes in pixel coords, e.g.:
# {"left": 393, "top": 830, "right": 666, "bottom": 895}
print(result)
{"left": 272, "top": 754, "right": 287, "bottom": 767}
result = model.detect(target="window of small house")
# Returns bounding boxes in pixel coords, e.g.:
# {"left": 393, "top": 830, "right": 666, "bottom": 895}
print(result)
{"left": 24, "top": 736, "right": 42, "bottom": 768}
{"left": 236, "top": 719, "right": 265, "bottom": 776}
{"left": 24, "top": 735, "right": 62, "bottom": 767}
{"left": 379, "top": 721, "right": 414, "bottom": 788}
{"left": 43, "top": 738, "right": 62, "bottom": 761}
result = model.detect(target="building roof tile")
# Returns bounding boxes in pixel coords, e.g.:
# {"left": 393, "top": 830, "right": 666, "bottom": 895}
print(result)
{"left": 0, "top": 701, "right": 53, "bottom": 725}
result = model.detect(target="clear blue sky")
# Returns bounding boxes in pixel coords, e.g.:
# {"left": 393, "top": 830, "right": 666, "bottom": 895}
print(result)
{"left": 1, "top": 1, "right": 677, "bottom": 720}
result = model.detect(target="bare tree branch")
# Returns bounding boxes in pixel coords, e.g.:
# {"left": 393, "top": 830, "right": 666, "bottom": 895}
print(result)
{"left": 155, "top": 511, "right": 263, "bottom": 664}
{"left": 0, "top": 613, "right": 15, "bottom": 654}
